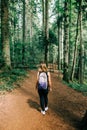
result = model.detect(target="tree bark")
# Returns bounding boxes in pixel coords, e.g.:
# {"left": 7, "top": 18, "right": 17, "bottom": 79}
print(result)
{"left": 70, "top": 9, "right": 79, "bottom": 81}
{"left": 79, "top": 0, "right": 83, "bottom": 84}
{"left": 57, "top": 0, "right": 61, "bottom": 70}
{"left": 1, "top": 0, "right": 11, "bottom": 68}
{"left": 44, "top": 0, "right": 49, "bottom": 65}
{"left": 22, "top": 0, "right": 26, "bottom": 65}
{"left": 63, "top": 0, "right": 69, "bottom": 82}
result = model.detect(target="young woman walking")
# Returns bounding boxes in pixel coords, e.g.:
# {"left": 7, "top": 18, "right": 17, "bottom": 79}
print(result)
{"left": 36, "top": 63, "right": 52, "bottom": 115}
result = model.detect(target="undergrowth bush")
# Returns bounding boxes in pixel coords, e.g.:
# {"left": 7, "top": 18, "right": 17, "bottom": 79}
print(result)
{"left": 69, "top": 82, "right": 87, "bottom": 91}
{"left": 0, "top": 69, "right": 27, "bottom": 91}
{"left": 64, "top": 81, "right": 87, "bottom": 96}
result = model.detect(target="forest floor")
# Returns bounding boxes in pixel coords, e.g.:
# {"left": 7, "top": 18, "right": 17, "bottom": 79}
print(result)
{"left": 0, "top": 70, "right": 87, "bottom": 130}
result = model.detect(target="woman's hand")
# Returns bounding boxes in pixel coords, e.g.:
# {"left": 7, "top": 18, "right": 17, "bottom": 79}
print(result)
{"left": 50, "top": 88, "right": 52, "bottom": 91}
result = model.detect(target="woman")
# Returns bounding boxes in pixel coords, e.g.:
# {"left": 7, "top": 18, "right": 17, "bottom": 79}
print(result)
{"left": 36, "top": 63, "right": 52, "bottom": 115}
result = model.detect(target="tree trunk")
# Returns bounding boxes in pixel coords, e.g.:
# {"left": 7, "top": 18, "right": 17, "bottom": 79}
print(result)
{"left": 57, "top": 0, "right": 61, "bottom": 70}
{"left": 63, "top": 0, "right": 69, "bottom": 82}
{"left": 22, "top": 0, "right": 25, "bottom": 65}
{"left": 42, "top": 0, "right": 45, "bottom": 34}
{"left": 10, "top": 0, "right": 15, "bottom": 67}
{"left": 79, "top": 0, "right": 83, "bottom": 84}
{"left": 29, "top": 0, "right": 33, "bottom": 46}
{"left": 60, "top": 18, "right": 64, "bottom": 70}
{"left": 70, "top": 9, "right": 79, "bottom": 81}
{"left": 68, "top": 0, "right": 73, "bottom": 78}
{"left": 1, "top": 0, "right": 11, "bottom": 69}
{"left": 44, "top": 0, "right": 49, "bottom": 65}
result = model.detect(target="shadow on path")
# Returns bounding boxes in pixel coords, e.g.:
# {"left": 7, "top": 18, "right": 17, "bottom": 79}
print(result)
{"left": 27, "top": 99, "right": 40, "bottom": 112}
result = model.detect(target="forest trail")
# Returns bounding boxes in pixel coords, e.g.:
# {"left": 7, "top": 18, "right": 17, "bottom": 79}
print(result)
{"left": 0, "top": 70, "right": 87, "bottom": 130}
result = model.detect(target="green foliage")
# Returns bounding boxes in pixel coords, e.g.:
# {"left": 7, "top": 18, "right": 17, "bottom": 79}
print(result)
{"left": 54, "top": 0, "right": 64, "bottom": 14}
{"left": 10, "top": 41, "right": 23, "bottom": 67}
{"left": 49, "top": 29, "right": 57, "bottom": 45}
{"left": 0, "top": 0, "right": 87, "bottom": 87}
{"left": 68, "top": 82, "right": 81, "bottom": 91}
{"left": 0, "top": 69, "right": 27, "bottom": 91}
{"left": 65, "top": 81, "right": 87, "bottom": 96}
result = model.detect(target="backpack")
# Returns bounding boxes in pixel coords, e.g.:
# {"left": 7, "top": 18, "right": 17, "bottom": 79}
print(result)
{"left": 38, "top": 72, "right": 48, "bottom": 89}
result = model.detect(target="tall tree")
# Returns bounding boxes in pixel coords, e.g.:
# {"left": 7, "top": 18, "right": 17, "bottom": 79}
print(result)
{"left": 79, "top": 0, "right": 83, "bottom": 84}
{"left": 23, "top": 0, "right": 25, "bottom": 44}
{"left": 22, "top": 0, "right": 26, "bottom": 65}
{"left": 42, "top": 0, "right": 49, "bottom": 64}
{"left": 44, "top": 0, "right": 49, "bottom": 64}
{"left": 63, "top": 0, "right": 69, "bottom": 82}
{"left": 42, "top": 0, "right": 45, "bottom": 32}
{"left": 57, "top": 0, "right": 64, "bottom": 70}
{"left": 57, "top": 0, "right": 61, "bottom": 70}
{"left": 71, "top": 0, "right": 84, "bottom": 83}
{"left": 70, "top": 3, "right": 79, "bottom": 81}
{"left": 1, "top": 0, "right": 11, "bottom": 68}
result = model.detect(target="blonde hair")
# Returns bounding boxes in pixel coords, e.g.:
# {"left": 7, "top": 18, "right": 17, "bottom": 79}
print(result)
{"left": 38, "top": 63, "right": 48, "bottom": 72}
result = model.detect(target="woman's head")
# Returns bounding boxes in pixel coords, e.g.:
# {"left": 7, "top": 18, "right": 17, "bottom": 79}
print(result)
{"left": 39, "top": 63, "right": 47, "bottom": 72}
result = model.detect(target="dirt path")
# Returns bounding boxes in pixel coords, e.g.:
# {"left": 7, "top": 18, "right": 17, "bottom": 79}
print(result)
{"left": 0, "top": 70, "right": 87, "bottom": 130}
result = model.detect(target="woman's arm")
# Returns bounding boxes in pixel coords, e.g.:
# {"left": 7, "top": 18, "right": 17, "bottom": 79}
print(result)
{"left": 35, "top": 72, "right": 39, "bottom": 90}
{"left": 48, "top": 72, "right": 52, "bottom": 91}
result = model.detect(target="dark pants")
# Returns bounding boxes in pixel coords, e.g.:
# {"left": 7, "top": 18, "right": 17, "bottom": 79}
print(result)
{"left": 38, "top": 89, "right": 48, "bottom": 111}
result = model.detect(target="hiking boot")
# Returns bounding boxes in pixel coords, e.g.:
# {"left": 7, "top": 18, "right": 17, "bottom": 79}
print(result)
{"left": 45, "top": 107, "right": 48, "bottom": 111}
{"left": 41, "top": 110, "right": 45, "bottom": 115}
